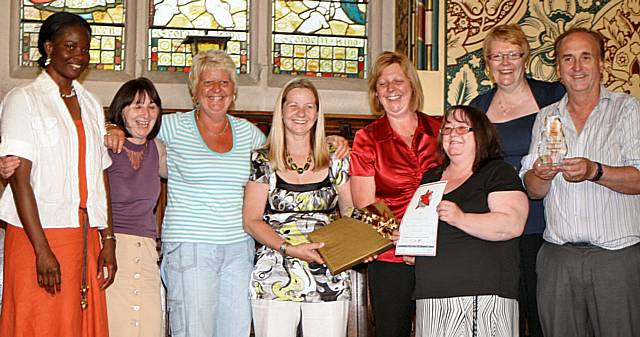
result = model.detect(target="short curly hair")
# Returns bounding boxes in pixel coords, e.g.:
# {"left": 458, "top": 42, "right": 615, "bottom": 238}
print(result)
{"left": 188, "top": 50, "right": 238, "bottom": 109}
{"left": 483, "top": 24, "right": 530, "bottom": 64}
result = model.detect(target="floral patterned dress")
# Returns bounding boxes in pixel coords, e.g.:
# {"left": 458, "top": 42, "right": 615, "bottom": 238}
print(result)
{"left": 249, "top": 148, "right": 351, "bottom": 303}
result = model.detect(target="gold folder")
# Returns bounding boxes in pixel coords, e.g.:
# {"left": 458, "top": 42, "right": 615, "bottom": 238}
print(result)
{"left": 308, "top": 215, "right": 394, "bottom": 275}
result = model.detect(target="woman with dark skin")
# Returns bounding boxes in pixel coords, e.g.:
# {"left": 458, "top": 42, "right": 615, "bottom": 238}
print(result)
{"left": 0, "top": 12, "right": 115, "bottom": 337}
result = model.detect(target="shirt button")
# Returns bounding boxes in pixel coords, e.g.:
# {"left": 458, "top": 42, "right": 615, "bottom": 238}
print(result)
{"left": 134, "top": 257, "right": 141, "bottom": 263}
{"left": 132, "top": 305, "right": 140, "bottom": 311}
{"left": 133, "top": 273, "right": 141, "bottom": 279}
{"left": 133, "top": 289, "right": 140, "bottom": 295}
{"left": 131, "top": 320, "right": 139, "bottom": 326}
{"left": 136, "top": 242, "right": 142, "bottom": 247}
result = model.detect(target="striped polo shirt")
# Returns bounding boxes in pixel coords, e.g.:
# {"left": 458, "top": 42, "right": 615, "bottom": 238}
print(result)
{"left": 158, "top": 111, "right": 265, "bottom": 244}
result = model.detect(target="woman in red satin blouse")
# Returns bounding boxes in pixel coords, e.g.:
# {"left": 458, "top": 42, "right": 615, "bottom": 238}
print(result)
{"left": 350, "top": 51, "right": 442, "bottom": 337}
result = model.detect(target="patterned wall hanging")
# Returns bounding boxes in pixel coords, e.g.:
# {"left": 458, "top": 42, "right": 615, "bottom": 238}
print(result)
{"left": 446, "top": 0, "right": 640, "bottom": 106}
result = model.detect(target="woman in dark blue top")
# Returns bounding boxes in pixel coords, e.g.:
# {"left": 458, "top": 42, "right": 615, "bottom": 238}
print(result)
{"left": 470, "top": 24, "right": 565, "bottom": 337}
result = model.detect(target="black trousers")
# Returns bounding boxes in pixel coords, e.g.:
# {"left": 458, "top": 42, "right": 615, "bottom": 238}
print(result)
{"left": 368, "top": 261, "right": 415, "bottom": 337}
{"left": 519, "top": 234, "right": 544, "bottom": 337}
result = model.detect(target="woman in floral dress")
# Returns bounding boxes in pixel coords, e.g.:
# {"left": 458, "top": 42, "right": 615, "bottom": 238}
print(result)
{"left": 243, "top": 78, "right": 353, "bottom": 337}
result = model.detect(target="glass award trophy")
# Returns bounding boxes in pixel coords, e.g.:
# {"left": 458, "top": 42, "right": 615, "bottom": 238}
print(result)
{"left": 538, "top": 111, "right": 567, "bottom": 166}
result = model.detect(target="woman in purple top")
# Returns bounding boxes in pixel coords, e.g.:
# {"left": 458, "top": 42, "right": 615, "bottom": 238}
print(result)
{"left": 104, "top": 77, "right": 167, "bottom": 337}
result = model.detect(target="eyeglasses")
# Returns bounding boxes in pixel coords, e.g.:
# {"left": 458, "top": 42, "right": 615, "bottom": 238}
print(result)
{"left": 487, "top": 51, "right": 525, "bottom": 62}
{"left": 441, "top": 126, "right": 474, "bottom": 135}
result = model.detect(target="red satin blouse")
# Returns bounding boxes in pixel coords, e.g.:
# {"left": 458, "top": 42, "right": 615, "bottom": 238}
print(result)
{"left": 351, "top": 112, "right": 442, "bottom": 263}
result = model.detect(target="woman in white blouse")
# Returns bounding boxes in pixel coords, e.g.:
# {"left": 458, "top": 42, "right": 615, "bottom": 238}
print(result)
{"left": 0, "top": 12, "right": 115, "bottom": 337}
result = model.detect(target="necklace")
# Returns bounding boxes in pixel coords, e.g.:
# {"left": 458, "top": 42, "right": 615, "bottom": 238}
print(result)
{"left": 497, "top": 101, "right": 513, "bottom": 116}
{"left": 122, "top": 141, "right": 148, "bottom": 170}
{"left": 60, "top": 86, "right": 77, "bottom": 99}
{"left": 196, "top": 111, "right": 229, "bottom": 137}
{"left": 391, "top": 118, "right": 417, "bottom": 140}
{"left": 286, "top": 151, "right": 312, "bottom": 174}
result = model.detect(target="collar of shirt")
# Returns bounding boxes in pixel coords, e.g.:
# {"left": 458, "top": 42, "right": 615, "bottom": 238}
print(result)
{"left": 369, "top": 111, "right": 440, "bottom": 143}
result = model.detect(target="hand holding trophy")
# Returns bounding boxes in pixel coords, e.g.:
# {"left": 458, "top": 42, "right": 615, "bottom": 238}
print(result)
{"left": 538, "top": 110, "right": 567, "bottom": 166}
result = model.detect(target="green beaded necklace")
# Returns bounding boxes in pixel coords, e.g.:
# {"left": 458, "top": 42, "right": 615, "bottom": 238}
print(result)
{"left": 286, "top": 151, "right": 312, "bottom": 174}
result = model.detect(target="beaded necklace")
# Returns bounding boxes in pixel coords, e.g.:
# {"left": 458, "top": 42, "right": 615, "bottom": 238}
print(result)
{"left": 60, "top": 86, "right": 77, "bottom": 99}
{"left": 285, "top": 151, "right": 312, "bottom": 174}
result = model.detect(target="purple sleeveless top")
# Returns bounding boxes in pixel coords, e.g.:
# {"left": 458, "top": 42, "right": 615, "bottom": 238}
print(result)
{"left": 107, "top": 139, "right": 161, "bottom": 238}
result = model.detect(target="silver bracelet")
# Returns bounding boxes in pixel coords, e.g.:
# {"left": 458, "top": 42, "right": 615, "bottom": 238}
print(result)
{"left": 101, "top": 234, "right": 117, "bottom": 243}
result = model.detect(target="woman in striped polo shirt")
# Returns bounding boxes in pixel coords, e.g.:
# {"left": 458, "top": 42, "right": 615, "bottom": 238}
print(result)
{"left": 156, "top": 50, "right": 265, "bottom": 337}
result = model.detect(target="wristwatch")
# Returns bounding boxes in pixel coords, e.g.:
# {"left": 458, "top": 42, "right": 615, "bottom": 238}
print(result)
{"left": 590, "top": 161, "right": 603, "bottom": 182}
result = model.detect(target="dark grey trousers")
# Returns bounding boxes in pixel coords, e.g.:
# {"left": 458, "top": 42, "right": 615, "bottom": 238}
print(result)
{"left": 536, "top": 242, "right": 640, "bottom": 337}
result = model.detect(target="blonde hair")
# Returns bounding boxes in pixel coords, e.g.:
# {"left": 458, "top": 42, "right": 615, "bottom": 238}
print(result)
{"left": 483, "top": 24, "right": 531, "bottom": 63}
{"left": 188, "top": 49, "right": 238, "bottom": 109}
{"left": 266, "top": 78, "right": 329, "bottom": 172}
{"left": 367, "top": 51, "right": 424, "bottom": 115}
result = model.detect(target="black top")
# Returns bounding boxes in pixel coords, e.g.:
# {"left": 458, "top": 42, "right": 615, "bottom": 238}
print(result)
{"left": 470, "top": 78, "right": 565, "bottom": 234}
{"left": 415, "top": 159, "right": 525, "bottom": 300}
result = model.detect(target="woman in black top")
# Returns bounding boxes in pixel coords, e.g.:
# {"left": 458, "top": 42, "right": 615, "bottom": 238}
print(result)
{"left": 414, "top": 105, "right": 528, "bottom": 337}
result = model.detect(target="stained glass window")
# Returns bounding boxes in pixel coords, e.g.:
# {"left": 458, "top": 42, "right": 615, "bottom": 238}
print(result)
{"left": 272, "top": 0, "right": 368, "bottom": 79}
{"left": 19, "top": 0, "right": 126, "bottom": 71}
{"left": 148, "top": 0, "right": 250, "bottom": 74}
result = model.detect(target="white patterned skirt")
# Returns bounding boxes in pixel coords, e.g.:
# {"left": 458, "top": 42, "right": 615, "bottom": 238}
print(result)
{"left": 416, "top": 295, "right": 518, "bottom": 337}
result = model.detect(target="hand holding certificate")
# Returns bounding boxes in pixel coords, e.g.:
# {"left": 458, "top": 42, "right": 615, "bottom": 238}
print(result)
{"left": 395, "top": 181, "right": 447, "bottom": 256}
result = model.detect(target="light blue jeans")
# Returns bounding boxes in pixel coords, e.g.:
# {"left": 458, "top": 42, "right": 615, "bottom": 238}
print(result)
{"left": 161, "top": 239, "right": 255, "bottom": 337}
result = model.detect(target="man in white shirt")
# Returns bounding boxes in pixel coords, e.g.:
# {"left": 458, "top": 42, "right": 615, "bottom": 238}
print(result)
{"left": 520, "top": 28, "right": 640, "bottom": 337}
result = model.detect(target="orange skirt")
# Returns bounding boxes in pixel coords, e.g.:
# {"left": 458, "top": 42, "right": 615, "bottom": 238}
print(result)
{"left": 0, "top": 223, "right": 109, "bottom": 337}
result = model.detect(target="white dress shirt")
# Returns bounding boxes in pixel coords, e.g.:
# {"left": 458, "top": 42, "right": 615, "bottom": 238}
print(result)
{"left": 0, "top": 71, "right": 111, "bottom": 229}
{"left": 520, "top": 86, "right": 640, "bottom": 250}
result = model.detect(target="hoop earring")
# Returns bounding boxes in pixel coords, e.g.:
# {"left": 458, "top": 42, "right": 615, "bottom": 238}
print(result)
{"left": 44, "top": 57, "right": 51, "bottom": 67}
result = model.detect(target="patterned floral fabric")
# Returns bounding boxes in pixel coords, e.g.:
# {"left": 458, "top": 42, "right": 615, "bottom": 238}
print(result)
{"left": 249, "top": 148, "right": 351, "bottom": 302}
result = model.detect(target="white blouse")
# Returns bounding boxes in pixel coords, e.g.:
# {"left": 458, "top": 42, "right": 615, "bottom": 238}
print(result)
{"left": 0, "top": 72, "right": 111, "bottom": 229}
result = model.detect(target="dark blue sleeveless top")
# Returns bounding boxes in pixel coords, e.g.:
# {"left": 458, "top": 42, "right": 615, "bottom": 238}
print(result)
{"left": 470, "top": 78, "right": 565, "bottom": 234}
{"left": 493, "top": 114, "right": 545, "bottom": 234}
